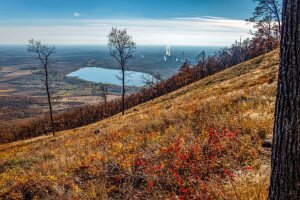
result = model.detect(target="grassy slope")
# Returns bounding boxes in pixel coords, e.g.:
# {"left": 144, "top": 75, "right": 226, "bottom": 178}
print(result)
{"left": 0, "top": 50, "right": 279, "bottom": 199}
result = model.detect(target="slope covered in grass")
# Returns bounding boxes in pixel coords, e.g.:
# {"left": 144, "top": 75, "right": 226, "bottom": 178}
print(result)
{"left": 0, "top": 50, "right": 279, "bottom": 199}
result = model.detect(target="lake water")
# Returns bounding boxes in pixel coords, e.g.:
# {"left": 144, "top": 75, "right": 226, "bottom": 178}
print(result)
{"left": 67, "top": 67, "right": 150, "bottom": 87}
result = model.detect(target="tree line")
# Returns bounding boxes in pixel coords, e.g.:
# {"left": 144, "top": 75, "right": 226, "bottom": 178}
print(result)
{"left": 0, "top": 0, "right": 282, "bottom": 143}
{"left": 18, "top": 0, "right": 282, "bottom": 139}
{"left": 1, "top": 0, "right": 300, "bottom": 198}
{"left": 0, "top": 28, "right": 279, "bottom": 143}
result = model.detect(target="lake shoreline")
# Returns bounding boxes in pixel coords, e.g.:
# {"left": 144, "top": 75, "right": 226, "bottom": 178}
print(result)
{"left": 67, "top": 67, "right": 152, "bottom": 87}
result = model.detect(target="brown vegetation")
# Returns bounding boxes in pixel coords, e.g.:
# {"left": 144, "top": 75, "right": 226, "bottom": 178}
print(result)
{"left": 0, "top": 50, "right": 279, "bottom": 199}
{"left": 0, "top": 35, "right": 278, "bottom": 144}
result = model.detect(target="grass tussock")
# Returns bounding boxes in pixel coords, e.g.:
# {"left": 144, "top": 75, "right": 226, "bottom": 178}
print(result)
{"left": 0, "top": 50, "right": 279, "bottom": 199}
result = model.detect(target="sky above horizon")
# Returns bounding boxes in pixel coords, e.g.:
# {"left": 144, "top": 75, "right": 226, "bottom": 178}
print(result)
{"left": 0, "top": 0, "right": 256, "bottom": 46}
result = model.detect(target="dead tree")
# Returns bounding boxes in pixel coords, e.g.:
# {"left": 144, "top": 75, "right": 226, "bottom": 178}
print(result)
{"left": 268, "top": 0, "right": 300, "bottom": 199}
{"left": 196, "top": 51, "right": 206, "bottom": 65}
{"left": 99, "top": 83, "right": 108, "bottom": 112}
{"left": 152, "top": 73, "right": 163, "bottom": 97}
{"left": 28, "top": 39, "right": 55, "bottom": 136}
{"left": 108, "top": 27, "right": 136, "bottom": 115}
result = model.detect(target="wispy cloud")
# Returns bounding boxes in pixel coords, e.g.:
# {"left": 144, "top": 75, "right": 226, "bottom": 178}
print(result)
{"left": 73, "top": 12, "right": 80, "bottom": 17}
{"left": 0, "top": 17, "right": 253, "bottom": 46}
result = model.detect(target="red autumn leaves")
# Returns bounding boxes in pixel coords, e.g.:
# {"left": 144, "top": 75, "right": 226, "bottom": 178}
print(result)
{"left": 132, "top": 128, "right": 254, "bottom": 199}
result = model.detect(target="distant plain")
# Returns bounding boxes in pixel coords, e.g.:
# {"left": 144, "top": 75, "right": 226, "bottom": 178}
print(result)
{"left": 0, "top": 45, "right": 220, "bottom": 121}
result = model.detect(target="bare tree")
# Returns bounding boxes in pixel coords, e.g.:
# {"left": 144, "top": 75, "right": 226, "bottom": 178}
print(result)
{"left": 195, "top": 50, "right": 206, "bottom": 66}
{"left": 248, "top": 0, "right": 282, "bottom": 37}
{"left": 152, "top": 73, "right": 163, "bottom": 97}
{"left": 268, "top": 0, "right": 300, "bottom": 199}
{"left": 28, "top": 39, "right": 55, "bottom": 136}
{"left": 108, "top": 27, "right": 136, "bottom": 115}
{"left": 99, "top": 83, "right": 108, "bottom": 112}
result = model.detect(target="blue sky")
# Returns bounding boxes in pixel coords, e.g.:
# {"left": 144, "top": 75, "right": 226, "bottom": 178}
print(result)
{"left": 0, "top": 0, "right": 256, "bottom": 46}
{"left": 0, "top": 0, "right": 255, "bottom": 20}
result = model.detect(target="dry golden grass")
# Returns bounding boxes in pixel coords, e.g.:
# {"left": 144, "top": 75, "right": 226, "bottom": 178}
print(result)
{"left": 0, "top": 50, "right": 279, "bottom": 199}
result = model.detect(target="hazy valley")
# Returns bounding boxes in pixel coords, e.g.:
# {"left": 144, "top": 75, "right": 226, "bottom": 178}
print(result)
{"left": 1, "top": 0, "right": 299, "bottom": 199}
{"left": 0, "top": 45, "right": 219, "bottom": 121}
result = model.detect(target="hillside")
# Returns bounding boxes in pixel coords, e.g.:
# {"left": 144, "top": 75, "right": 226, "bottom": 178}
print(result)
{"left": 0, "top": 50, "right": 279, "bottom": 199}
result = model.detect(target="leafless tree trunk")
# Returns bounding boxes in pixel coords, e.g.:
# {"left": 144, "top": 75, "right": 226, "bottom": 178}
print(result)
{"left": 248, "top": 0, "right": 282, "bottom": 39}
{"left": 45, "top": 65, "right": 54, "bottom": 136}
{"left": 99, "top": 83, "right": 108, "bottom": 112}
{"left": 196, "top": 51, "right": 206, "bottom": 67}
{"left": 108, "top": 28, "right": 136, "bottom": 115}
{"left": 269, "top": 0, "right": 282, "bottom": 32}
{"left": 121, "top": 62, "right": 125, "bottom": 114}
{"left": 28, "top": 39, "right": 56, "bottom": 136}
{"left": 153, "top": 73, "right": 163, "bottom": 98}
{"left": 268, "top": 0, "right": 300, "bottom": 199}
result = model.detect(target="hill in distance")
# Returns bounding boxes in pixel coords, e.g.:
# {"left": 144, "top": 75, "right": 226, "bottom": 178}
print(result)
{"left": 0, "top": 50, "right": 279, "bottom": 199}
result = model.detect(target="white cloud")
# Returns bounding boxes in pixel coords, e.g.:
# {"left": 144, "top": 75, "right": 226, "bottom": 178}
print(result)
{"left": 0, "top": 17, "right": 254, "bottom": 46}
{"left": 73, "top": 12, "right": 80, "bottom": 17}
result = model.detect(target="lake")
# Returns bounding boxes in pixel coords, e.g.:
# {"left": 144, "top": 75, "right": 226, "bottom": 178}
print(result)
{"left": 67, "top": 67, "right": 150, "bottom": 87}
{"left": 0, "top": 45, "right": 221, "bottom": 77}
